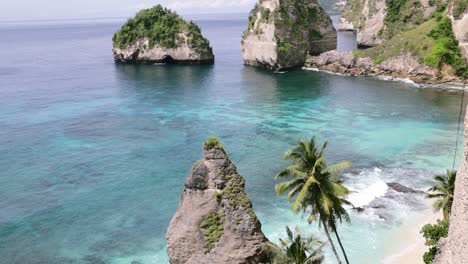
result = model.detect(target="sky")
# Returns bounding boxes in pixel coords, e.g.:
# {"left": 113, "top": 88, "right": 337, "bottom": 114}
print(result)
{"left": 0, "top": 0, "right": 257, "bottom": 21}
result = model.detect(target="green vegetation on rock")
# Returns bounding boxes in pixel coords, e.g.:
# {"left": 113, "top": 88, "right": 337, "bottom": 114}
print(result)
{"left": 384, "top": 0, "right": 429, "bottom": 38}
{"left": 453, "top": 0, "right": 468, "bottom": 19}
{"left": 354, "top": 14, "right": 467, "bottom": 77}
{"left": 112, "top": 5, "right": 212, "bottom": 56}
{"left": 216, "top": 175, "right": 258, "bottom": 223}
{"left": 204, "top": 137, "right": 226, "bottom": 152}
{"left": 200, "top": 211, "right": 225, "bottom": 251}
{"left": 425, "top": 17, "right": 467, "bottom": 77}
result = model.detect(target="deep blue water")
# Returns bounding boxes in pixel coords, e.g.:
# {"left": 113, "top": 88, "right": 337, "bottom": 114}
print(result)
{"left": 0, "top": 16, "right": 466, "bottom": 264}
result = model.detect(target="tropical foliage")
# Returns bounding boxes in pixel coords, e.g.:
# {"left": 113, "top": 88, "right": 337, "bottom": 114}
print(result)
{"left": 267, "top": 226, "right": 325, "bottom": 264}
{"left": 420, "top": 219, "right": 449, "bottom": 264}
{"left": 112, "top": 5, "right": 212, "bottom": 55}
{"left": 426, "top": 170, "right": 457, "bottom": 220}
{"left": 275, "top": 137, "right": 352, "bottom": 264}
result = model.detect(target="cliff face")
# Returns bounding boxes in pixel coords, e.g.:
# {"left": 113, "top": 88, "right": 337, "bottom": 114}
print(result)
{"left": 241, "top": 0, "right": 337, "bottom": 70}
{"left": 112, "top": 5, "right": 214, "bottom": 64}
{"left": 435, "top": 108, "right": 468, "bottom": 263}
{"left": 338, "top": 0, "right": 436, "bottom": 47}
{"left": 166, "top": 138, "right": 268, "bottom": 264}
{"left": 338, "top": 0, "right": 387, "bottom": 47}
{"left": 448, "top": 0, "right": 468, "bottom": 60}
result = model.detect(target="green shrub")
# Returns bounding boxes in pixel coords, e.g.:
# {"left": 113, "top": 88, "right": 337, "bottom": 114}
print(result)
{"left": 204, "top": 137, "right": 225, "bottom": 151}
{"left": 420, "top": 219, "right": 449, "bottom": 264}
{"left": 425, "top": 17, "right": 467, "bottom": 77}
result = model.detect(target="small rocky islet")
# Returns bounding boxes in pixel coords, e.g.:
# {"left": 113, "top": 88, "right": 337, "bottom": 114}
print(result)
{"left": 112, "top": 5, "right": 214, "bottom": 64}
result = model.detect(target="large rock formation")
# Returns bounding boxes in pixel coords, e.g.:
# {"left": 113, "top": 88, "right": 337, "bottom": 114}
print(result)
{"left": 448, "top": 0, "right": 468, "bottom": 60}
{"left": 338, "top": 0, "right": 387, "bottom": 47}
{"left": 166, "top": 138, "right": 269, "bottom": 264}
{"left": 435, "top": 108, "right": 468, "bottom": 263}
{"left": 311, "top": 0, "right": 468, "bottom": 84}
{"left": 338, "top": 0, "right": 437, "bottom": 47}
{"left": 241, "top": 0, "right": 337, "bottom": 70}
{"left": 112, "top": 5, "right": 214, "bottom": 64}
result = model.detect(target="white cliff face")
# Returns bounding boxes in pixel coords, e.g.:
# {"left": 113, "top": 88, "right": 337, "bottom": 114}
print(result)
{"left": 435, "top": 108, "right": 468, "bottom": 264}
{"left": 241, "top": 0, "right": 279, "bottom": 69}
{"left": 449, "top": 3, "right": 468, "bottom": 61}
{"left": 113, "top": 35, "right": 214, "bottom": 64}
{"left": 338, "top": 0, "right": 386, "bottom": 46}
{"left": 357, "top": 0, "right": 386, "bottom": 47}
{"left": 241, "top": 0, "right": 337, "bottom": 70}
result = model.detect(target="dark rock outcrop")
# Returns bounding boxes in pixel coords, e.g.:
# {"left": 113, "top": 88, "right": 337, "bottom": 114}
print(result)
{"left": 112, "top": 5, "right": 214, "bottom": 64}
{"left": 241, "top": 0, "right": 337, "bottom": 70}
{"left": 386, "top": 182, "right": 424, "bottom": 194}
{"left": 166, "top": 138, "right": 268, "bottom": 264}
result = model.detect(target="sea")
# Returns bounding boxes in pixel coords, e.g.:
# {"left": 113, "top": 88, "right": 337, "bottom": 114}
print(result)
{"left": 0, "top": 14, "right": 466, "bottom": 264}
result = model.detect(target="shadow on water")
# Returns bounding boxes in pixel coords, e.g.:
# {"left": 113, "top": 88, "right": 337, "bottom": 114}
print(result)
{"left": 113, "top": 63, "right": 215, "bottom": 90}
{"left": 240, "top": 66, "right": 330, "bottom": 103}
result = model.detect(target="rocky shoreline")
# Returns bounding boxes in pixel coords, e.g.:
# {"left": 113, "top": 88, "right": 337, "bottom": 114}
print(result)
{"left": 304, "top": 50, "right": 466, "bottom": 88}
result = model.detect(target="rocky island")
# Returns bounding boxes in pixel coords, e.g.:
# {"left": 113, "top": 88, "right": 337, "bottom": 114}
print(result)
{"left": 306, "top": 0, "right": 467, "bottom": 86}
{"left": 166, "top": 138, "right": 269, "bottom": 264}
{"left": 241, "top": 0, "right": 337, "bottom": 70}
{"left": 112, "top": 5, "right": 214, "bottom": 64}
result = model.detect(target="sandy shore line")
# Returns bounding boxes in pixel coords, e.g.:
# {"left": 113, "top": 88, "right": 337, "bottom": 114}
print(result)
{"left": 382, "top": 206, "right": 443, "bottom": 264}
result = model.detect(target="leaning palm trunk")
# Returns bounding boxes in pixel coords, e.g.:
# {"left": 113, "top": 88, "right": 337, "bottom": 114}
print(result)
{"left": 334, "top": 230, "right": 350, "bottom": 264}
{"left": 322, "top": 221, "right": 342, "bottom": 264}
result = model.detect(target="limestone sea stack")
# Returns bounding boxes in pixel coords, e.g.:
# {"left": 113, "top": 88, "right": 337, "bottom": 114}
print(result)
{"left": 112, "top": 5, "right": 214, "bottom": 64}
{"left": 166, "top": 137, "right": 269, "bottom": 264}
{"left": 241, "top": 0, "right": 337, "bottom": 70}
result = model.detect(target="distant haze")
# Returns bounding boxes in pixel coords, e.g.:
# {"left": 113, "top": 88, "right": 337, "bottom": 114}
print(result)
{"left": 0, "top": 0, "right": 257, "bottom": 21}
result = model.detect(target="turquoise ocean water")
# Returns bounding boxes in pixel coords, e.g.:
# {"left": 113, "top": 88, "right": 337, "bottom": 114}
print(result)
{"left": 0, "top": 15, "right": 466, "bottom": 263}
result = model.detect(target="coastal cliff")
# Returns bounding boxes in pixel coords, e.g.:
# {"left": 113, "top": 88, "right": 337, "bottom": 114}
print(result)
{"left": 435, "top": 108, "right": 468, "bottom": 263}
{"left": 112, "top": 5, "right": 214, "bottom": 64}
{"left": 308, "top": 0, "right": 467, "bottom": 85}
{"left": 448, "top": 0, "right": 468, "bottom": 60}
{"left": 241, "top": 0, "right": 337, "bottom": 70}
{"left": 166, "top": 138, "right": 269, "bottom": 264}
{"left": 338, "top": 0, "right": 437, "bottom": 47}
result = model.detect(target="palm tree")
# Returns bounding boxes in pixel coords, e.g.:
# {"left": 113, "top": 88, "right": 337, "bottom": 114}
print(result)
{"left": 267, "top": 226, "right": 325, "bottom": 264}
{"left": 275, "top": 137, "right": 352, "bottom": 264}
{"left": 427, "top": 170, "right": 457, "bottom": 220}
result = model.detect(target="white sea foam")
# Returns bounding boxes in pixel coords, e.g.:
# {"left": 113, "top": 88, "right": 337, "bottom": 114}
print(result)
{"left": 348, "top": 179, "right": 388, "bottom": 208}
